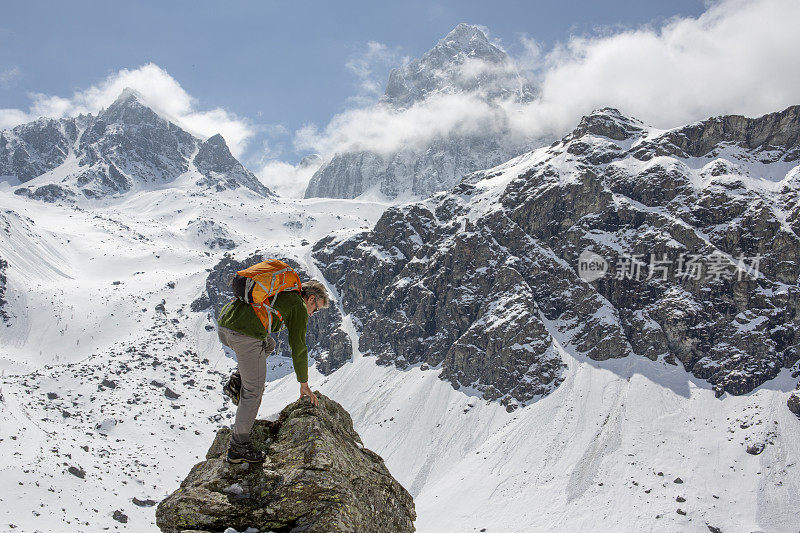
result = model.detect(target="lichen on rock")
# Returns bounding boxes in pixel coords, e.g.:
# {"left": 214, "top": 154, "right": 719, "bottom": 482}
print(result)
{"left": 156, "top": 393, "right": 415, "bottom": 533}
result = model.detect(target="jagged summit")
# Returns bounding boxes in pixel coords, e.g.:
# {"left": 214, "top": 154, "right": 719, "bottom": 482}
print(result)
{"left": 434, "top": 23, "right": 502, "bottom": 60}
{"left": 307, "top": 24, "right": 538, "bottom": 200}
{"left": 113, "top": 86, "right": 147, "bottom": 105}
{"left": 2, "top": 87, "right": 272, "bottom": 201}
{"left": 99, "top": 87, "right": 161, "bottom": 125}
{"left": 570, "top": 107, "right": 647, "bottom": 141}
{"left": 383, "top": 23, "right": 534, "bottom": 108}
{"left": 203, "top": 132, "right": 227, "bottom": 146}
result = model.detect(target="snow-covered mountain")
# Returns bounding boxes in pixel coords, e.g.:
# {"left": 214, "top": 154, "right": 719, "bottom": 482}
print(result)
{"left": 303, "top": 24, "right": 540, "bottom": 201}
{"left": 0, "top": 102, "right": 799, "bottom": 533}
{"left": 0, "top": 88, "right": 272, "bottom": 201}
{"left": 382, "top": 23, "right": 536, "bottom": 108}
{"left": 315, "top": 104, "right": 800, "bottom": 409}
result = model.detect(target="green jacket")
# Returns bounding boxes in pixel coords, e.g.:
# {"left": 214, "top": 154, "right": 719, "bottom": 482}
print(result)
{"left": 217, "top": 291, "right": 310, "bottom": 382}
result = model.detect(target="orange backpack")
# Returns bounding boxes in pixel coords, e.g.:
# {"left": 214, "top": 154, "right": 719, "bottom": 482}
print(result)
{"left": 231, "top": 259, "right": 302, "bottom": 331}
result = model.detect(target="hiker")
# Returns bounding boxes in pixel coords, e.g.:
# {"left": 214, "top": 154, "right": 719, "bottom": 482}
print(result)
{"left": 216, "top": 262, "right": 330, "bottom": 464}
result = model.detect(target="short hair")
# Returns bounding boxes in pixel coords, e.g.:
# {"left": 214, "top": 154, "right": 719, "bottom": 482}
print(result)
{"left": 301, "top": 280, "right": 330, "bottom": 309}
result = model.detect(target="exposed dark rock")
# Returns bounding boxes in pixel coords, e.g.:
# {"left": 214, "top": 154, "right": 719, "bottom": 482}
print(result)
{"left": 314, "top": 105, "right": 800, "bottom": 406}
{"left": 156, "top": 393, "right": 415, "bottom": 533}
{"left": 0, "top": 257, "right": 9, "bottom": 323}
{"left": 14, "top": 184, "right": 76, "bottom": 203}
{"left": 0, "top": 88, "right": 271, "bottom": 201}
{"left": 788, "top": 389, "right": 800, "bottom": 416}
{"left": 193, "top": 134, "right": 272, "bottom": 197}
{"left": 0, "top": 117, "right": 77, "bottom": 182}
{"left": 132, "top": 497, "right": 156, "bottom": 507}
{"left": 633, "top": 105, "right": 800, "bottom": 160}
{"left": 164, "top": 387, "right": 181, "bottom": 400}
{"left": 67, "top": 466, "right": 85, "bottom": 479}
{"left": 746, "top": 442, "right": 765, "bottom": 455}
{"left": 112, "top": 510, "right": 128, "bottom": 523}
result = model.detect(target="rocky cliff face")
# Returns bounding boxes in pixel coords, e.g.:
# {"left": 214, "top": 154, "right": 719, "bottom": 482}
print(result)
{"left": 155, "top": 393, "right": 416, "bottom": 533}
{"left": 304, "top": 24, "right": 539, "bottom": 201}
{"left": 0, "top": 255, "right": 8, "bottom": 324}
{"left": 192, "top": 254, "right": 353, "bottom": 376}
{"left": 383, "top": 23, "right": 535, "bottom": 108}
{"left": 313, "top": 105, "right": 800, "bottom": 410}
{"left": 1, "top": 88, "right": 271, "bottom": 201}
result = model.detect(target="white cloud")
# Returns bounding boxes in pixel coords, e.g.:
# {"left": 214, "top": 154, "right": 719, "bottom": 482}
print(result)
{"left": 256, "top": 158, "right": 322, "bottom": 198}
{"left": 345, "top": 41, "right": 408, "bottom": 106}
{"left": 0, "top": 65, "right": 21, "bottom": 87}
{"left": 297, "top": 0, "right": 800, "bottom": 164}
{"left": 0, "top": 108, "right": 30, "bottom": 131}
{"left": 0, "top": 63, "right": 254, "bottom": 157}
{"left": 295, "top": 92, "right": 524, "bottom": 157}
{"left": 529, "top": 0, "right": 800, "bottom": 134}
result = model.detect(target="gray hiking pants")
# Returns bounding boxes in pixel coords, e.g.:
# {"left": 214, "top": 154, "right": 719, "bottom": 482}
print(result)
{"left": 217, "top": 326, "right": 276, "bottom": 445}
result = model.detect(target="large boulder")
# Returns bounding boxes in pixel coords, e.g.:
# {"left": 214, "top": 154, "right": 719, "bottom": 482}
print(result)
{"left": 155, "top": 393, "right": 415, "bottom": 533}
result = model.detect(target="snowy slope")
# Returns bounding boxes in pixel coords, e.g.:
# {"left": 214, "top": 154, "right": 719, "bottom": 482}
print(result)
{"left": 0, "top": 183, "right": 387, "bottom": 532}
{"left": 1, "top": 105, "right": 800, "bottom": 533}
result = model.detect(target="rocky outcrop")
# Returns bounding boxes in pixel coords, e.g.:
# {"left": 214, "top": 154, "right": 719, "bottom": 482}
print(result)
{"left": 304, "top": 24, "right": 539, "bottom": 201}
{"left": 789, "top": 389, "right": 800, "bottom": 417}
{"left": 313, "top": 105, "right": 800, "bottom": 409}
{"left": 632, "top": 104, "right": 800, "bottom": 161}
{"left": 192, "top": 254, "right": 353, "bottom": 376}
{"left": 0, "top": 255, "right": 8, "bottom": 324}
{"left": 155, "top": 393, "right": 415, "bottom": 533}
{"left": 194, "top": 133, "right": 271, "bottom": 197}
{"left": 2, "top": 88, "right": 272, "bottom": 201}
{"left": 0, "top": 116, "right": 77, "bottom": 182}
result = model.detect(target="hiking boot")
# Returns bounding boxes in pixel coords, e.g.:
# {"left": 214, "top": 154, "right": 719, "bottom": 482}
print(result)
{"left": 226, "top": 441, "right": 265, "bottom": 464}
{"left": 223, "top": 370, "right": 242, "bottom": 406}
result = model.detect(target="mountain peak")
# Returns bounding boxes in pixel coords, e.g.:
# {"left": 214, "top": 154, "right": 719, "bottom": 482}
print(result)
{"left": 100, "top": 87, "right": 160, "bottom": 125}
{"left": 571, "top": 107, "right": 647, "bottom": 141}
{"left": 205, "top": 133, "right": 227, "bottom": 146}
{"left": 111, "top": 87, "right": 147, "bottom": 107}
{"left": 439, "top": 23, "right": 491, "bottom": 49}
{"left": 383, "top": 23, "right": 531, "bottom": 108}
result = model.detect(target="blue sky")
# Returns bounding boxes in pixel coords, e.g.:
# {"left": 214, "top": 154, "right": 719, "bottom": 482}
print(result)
{"left": 1, "top": 2, "right": 703, "bottom": 149}
{"left": 2, "top": 0, "right": 799, "bottom": 196}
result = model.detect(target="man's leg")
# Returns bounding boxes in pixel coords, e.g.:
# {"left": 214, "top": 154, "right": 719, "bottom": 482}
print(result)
{"left": 219, "top": 328, "right": 275, "bottom": 445}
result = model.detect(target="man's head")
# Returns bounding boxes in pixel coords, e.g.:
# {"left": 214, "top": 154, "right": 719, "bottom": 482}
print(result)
{"left": 301, "top": 280, "right": 330, "bottom": 317}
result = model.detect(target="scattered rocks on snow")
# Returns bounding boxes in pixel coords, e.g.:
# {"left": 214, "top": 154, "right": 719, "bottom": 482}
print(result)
{"left": 67, "top": 466, "right": 85, "bottom": 479}
{"left": 746, "top": 442, "right": 765, "bottom": 455}
{"left": 132, "top": 497, "right": 156, "bottom": 507}
{"left": 163, "top": 387, "right": 181, "bottom": 400}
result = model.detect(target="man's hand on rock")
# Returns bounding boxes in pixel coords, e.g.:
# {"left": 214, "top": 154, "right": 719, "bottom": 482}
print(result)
{"left": 300, "top": 382, "right": 319, "bottom": 406}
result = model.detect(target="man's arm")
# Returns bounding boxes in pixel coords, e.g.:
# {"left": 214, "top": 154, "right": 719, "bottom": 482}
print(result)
{"left": 286, "top": 303, "right": 309, "bottom": 382}
{"left": 286, "top": 300, "right": 318, "bottom": 406}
